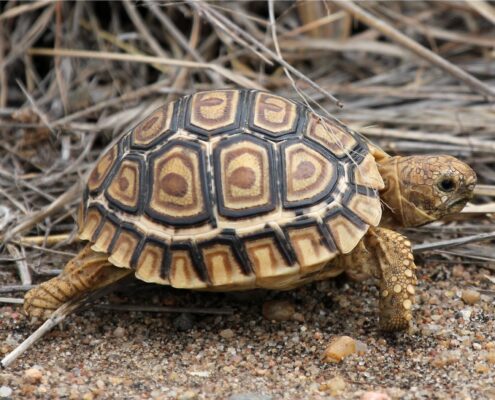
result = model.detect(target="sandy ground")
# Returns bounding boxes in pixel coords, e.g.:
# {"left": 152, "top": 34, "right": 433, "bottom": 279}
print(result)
{"left": 1, "top": 259, "right": 494, "bottom": 400}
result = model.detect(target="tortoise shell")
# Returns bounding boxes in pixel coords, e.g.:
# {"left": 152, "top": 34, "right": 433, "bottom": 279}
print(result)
{"left": 78, "top": 90, "right": 384, "bottom": 290}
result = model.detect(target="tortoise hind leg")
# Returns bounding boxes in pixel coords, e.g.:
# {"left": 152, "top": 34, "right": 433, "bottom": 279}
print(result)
{"left": 24, "top": 245, "right": 131, "bottom": 320}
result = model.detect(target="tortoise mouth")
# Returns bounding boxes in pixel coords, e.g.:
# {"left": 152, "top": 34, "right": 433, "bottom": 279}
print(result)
{"left": 445, "top": 196, "right": 469, "bottom": 213}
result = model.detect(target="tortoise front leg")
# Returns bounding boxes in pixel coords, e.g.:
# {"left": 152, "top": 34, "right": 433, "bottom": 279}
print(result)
{"left": 367, "top": 228, "right": 417, "bottom": 331}
{"left": 24, "top": 245, "right": 131, "bottom": 320}
{"left": 339, "top": 227, "right": 417, "bottom": 331}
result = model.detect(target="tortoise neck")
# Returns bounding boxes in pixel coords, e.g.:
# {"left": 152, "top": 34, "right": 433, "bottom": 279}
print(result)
{"left": 377, "top": 156, "right": 437, "bottom": 228}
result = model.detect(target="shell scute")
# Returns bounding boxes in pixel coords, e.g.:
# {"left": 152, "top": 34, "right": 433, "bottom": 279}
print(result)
{"left": 87, "top": 146, "right": 118, "bottom": 194}
{"left": 79, "top": 205, "right": 105, "bottom": 241}
{"left": 214, "top": 134, "right": 277, "bottom": 218}
{"left": 168, "top": 242, "right": 209, "bottom": 289}
{"left": 248, "top": 92, "right": 301, "bottom": 139}
{"left": 305, "top": 115, "right": 358, "bottom": 158}
{"left": 344, "top": 188, "right": 382, "bottom": 226}
{"left": 280, "top": 139, "right": 340, "bottom": 208}
{"left": 242, "top": 228, "right": 299, "bottom": 287}
{"left": 199, "top": 235, "right": 255, "bottom": 287}
{"left": 131, "top": 101, "right": 178, "bottom": 149}
{"left": 324, "top": 209, "right": 369, "bottom": 254}
{"left": 90, "top": 218, "right": 118, "bottom": 254}
{"left": 284, "top": 220, "right": 337, "bottom": 273}
{"left": 107, "top": 225, "right": 143, "bottom": 269}
{"left": 105, "top": 155, "right": 145, "bottom": 213}
{"left": 135, "top": 238, "right": 170, "bottom": 285}
{"left": 185, "top": 90, "right": 244, "bottom": 137}
{"left": 145, "top": 140, "right": 211, "bottom": 226}
{"left": 351, "top": 153, "right": 385, "bottom": 190}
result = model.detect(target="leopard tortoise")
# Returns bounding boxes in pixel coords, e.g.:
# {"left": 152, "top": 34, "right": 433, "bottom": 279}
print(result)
{"left": 24, "top": 89, "right": 476, "bottom": 330}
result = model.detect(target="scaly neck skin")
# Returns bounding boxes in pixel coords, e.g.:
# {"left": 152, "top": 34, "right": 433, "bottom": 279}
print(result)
{"left": 376, "top": 156, "right": 437, "bottom": 228}
{"left": 376, "top": 156, "right": 406, "bottom": 228}
{"left": 377, "top": 207, "right": 402, "bottom": 230}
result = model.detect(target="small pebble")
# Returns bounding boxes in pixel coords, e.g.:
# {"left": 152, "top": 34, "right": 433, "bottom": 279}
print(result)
{"left": 292, "top": 312, "right": 305, "bottom": 322}
{"left": 421, "top": 324, "right": 441, "bottom": 336}
{"left": 113, "top": 327, "right": 125, "bottom": 338}
{"left": 461, "top": 289, "right": 480, "bottom": 305}
{"left": 459, "top": 308, "right": 472, "bottom": 321}
{"left": 319, "top": 376, "right": 346, "bottom": 395}
{"left": 355, "top": 340, "right": 368, "bottom": 354}
{"left": 452, "top": 265, "right": 465, "bottom": 278}
{"left": 431, "top": 350, "right": 461, "bottom": 368}
{"left": 174, "top": 313, "right": 195, "bottom": 331}
{"left": 475, "top": 363, "right": 489, "bottom": 373}
{"left": 23, "top": 367, "right": 42, "bottom": 384}
{"left": 361, "top": 392, "right": 392, "bottom": 400}
{"left": 485, "top": 351, "right": 495, "bottom": 364}
{"left": 262, "top": 300, "right": 295, "bottom": 321}
{"left": 219, "top": 329, "right": 235, "bottom": 339}
{"left": 228, "top": 393, "right": 272, "bottom": 400}
{"left": 323, "top": 336, "right": 362, "bottom": 363}
{"left": 0, "top": 386, "right": 12, "bottom": 399}
{"left": 177, "top": 390, "right": 197, "bottom": 400}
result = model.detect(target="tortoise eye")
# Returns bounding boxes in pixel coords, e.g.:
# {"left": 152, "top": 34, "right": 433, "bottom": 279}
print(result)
{"left": 438, "top": 177, "right": 456, "bottom": 192}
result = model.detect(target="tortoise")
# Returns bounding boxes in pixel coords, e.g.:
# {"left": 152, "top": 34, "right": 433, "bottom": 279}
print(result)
{"left": 24, "top": 89, "right": 476, "bottom": 331}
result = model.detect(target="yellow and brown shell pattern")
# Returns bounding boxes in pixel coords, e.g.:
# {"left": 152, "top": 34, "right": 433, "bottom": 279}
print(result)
{"left": 79, "top": 90, "right": 384, "bottom": 290}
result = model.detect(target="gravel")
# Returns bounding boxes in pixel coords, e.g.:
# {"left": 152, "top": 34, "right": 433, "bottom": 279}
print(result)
{"left": 323, "top": 335, "right": 362, "bottom": 363}
{"left": 23, "top": 367, "right": 42, "bottom": 384}
{"left": 319, "top": 375, "right": 346, "bottom": 395}
{"left": 1, "top": 262, "right": 494, "bottom": 399}
{"left": 228, "top": 393, "right": 272, "bottom": 400}
{"left": 461, "top": 289, "right": 481, "bottom": 305}
{"left": 261, "top": 300, "right": 295, "bottom": 322}
{"left": 0, "top": 386, "right": 13, "bottom": 399}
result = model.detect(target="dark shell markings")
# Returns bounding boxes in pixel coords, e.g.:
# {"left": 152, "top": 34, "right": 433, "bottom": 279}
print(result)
{"left": 79, "top": 89, "right": 384, "bottom": 290}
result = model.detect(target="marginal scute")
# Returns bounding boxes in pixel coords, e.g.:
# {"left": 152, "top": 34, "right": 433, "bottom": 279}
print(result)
{"left": 77, "top": 201, "right": 85, "bottom": 230}
{"left": 325, "top": 212, "right": 368, "bottom": 254}
{"left": 215, "top": 135, "right": 275, "bottom": 217}
{"left": 79, "top": 206, "right": 105, "bottom": 241}
{"left": 131, "top": 101, "right": 176, "bottom": 148}
{"left": 108, "top": 228, "right": 141, "bottom": 269}
{"left": 353, "top": 153, "right": 385, "bottom": 190}
{"left": 91, "top": 219, "right": 118, "bottom": 254}
{"left": 87, "top": 146, "right": 118, "bottom": 193}
{"left": 305, "top": 115, "right": 358, "bottom": 158}
{"left": 169, "top": 249, "right": 208, "bottom": 289}
{"left": 346, "top": 191, "right": 382, "bottom": 226}
{"left": 105, "top": 157, "right": 143, "bottom": 212}
{"left": 243, "top": 234, "right": 299, "bottom": 285}
{"left": 281, "top": 141, "right": 338, "bottom": 208}
{"left": 187, "top": 90, "right": 241, "bottom": 136}
{"left": 135, "top": 240, "right": 169, "bottom": 284}
{"left": 146, "top": 141, "right": 210, "bottom": 225}
{"left": 286, "top": 223, "right": 337, "bottom": 273}
{"left": 201, "top": 243, "right": 255, "bottom": 287}
{"left": 249, "top": 92, "right": 299, "bottom": 138}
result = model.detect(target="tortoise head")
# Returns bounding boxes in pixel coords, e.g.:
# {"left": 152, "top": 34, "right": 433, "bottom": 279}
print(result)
{"left": 378, "top": 155, "right": 476, "bottom": 227}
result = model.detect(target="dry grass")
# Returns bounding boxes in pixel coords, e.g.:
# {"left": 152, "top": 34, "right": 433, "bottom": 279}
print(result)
{"left": 0, "top": 0, "right": 494, "bottom": 377}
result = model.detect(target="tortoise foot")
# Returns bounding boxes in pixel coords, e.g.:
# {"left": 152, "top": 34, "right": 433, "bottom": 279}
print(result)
{"left": 24, "top": 245, "right": 130, "bottom": 320}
